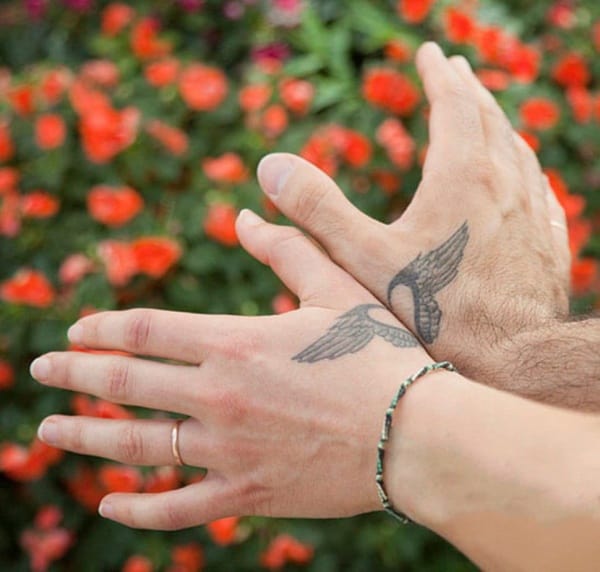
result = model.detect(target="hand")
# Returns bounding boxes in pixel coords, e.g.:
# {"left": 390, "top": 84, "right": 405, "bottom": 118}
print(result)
{"left": 31, "top": 210, "right": 438, "bottom": 529}
{"left": 255, "top": 42, "right": 570, "bottom": 395}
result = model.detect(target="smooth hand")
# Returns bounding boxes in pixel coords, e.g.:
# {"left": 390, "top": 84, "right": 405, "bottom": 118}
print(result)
{"left": 256, "top": 43, "right": 570, "bottom": 394}
{"left": 31, "top": 212, "right": 434, "bottom": 529}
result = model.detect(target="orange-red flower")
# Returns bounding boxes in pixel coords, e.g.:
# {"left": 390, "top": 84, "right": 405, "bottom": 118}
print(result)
{"left": 384, "top": 39, "right": 412, "bottom": 62}
{"left": 261, "top": 104, "right": 289, "bottom": 138}
{"left": 144, "top": 466, "right": 180, "bottom": 493}
{"left": 87, "top": 185, "right": 143, "bottom": 226}
{"left": 0, "top": 167, "right": 19, "bottom": 193}
{"left": 376, "top": 118, "right": 415, "bottom": 170}
{"left": 69, "top": 80, "right": 111, "bottom": 115}
{"left": 239, "top": 83, "right": 272, "bottom": 112}
{"left": 397, "top": 0, "right": 435, "bottom": 23}
{"left": 131, "top": 237, "right": 182, "bottom": 278}
{"left": 476, "top": 69, "right": 511, "bottom": 91}
{"left": 80, "top": 59, "right": 120, "bottom": 88}
{"left": 144, "top": 58, "right": 180, "bottom": 87}
{"left": 444, "top": 8, "right": 477, "bottom": 44}
{"left": 0, "top": 359, "right": 14, "bottom": 390}
{"left": 99, "top": 465, "right": 143, "bottom": 493}
{"left": 552, "top": 52, "right": 590, "bottom": 87}
{"left": 571, "top": 258, "right": 598, "bottom": 295}
{"left": 373, "top": 169, "right": 402, "bottom": 195}
{"left": 71, "top": 394, "right": 134, "bottom": 419}
{"left": 0, "top": 439, "right": 62, "bottom": 481}
{"left": 1, "top": 269, "right": 54, "bottom": 307}
{"left": 179, "top": 64, "right": 228, "bottom": 111}
{"left": 97, "top": 240, "right": 138, "bottom": 286}
{"left": 170, "top": 543, "right": 204, "bottom": 572}
{"left": 517, "top": 130, "right": 540, "bottom": 152}
{"left": 336, "top": 128, "right": 372, "bottom": 168}
{"left": 8, "top": 85, "right": 35, "bottom": 115}
{"left": 20, "top": 191, "right": 60, "bottom": 218}
{"left": 0, "top": 121, "right": 15, "bottom": 161}
{"left": 202, "top": 153, "right": 249, "bottom": 184}
{"left": 203, "top": 203, "right": 239, "bottom": 246}
{"left": 102, "top": 3, "right": 135, "bottom": 36}
{"left": 39, "top": 68, "right": 71, "bottom": 105}
{"left": 566, "top": 87, "right": 593, "bottom": 123}
{"left": 362, "top": 68, "right": 420, "bottom": 116}
{"left": 35, "top": 114, "right": 66, "bottom": 150}
{"left": 123, "top": 555, "right": 154, "bottom": 572}
{"left": 260, "top": 534, "right": 314, "bottom": 570}
{"left": 279, "top": 78, "right": 314, "bottom": 115}
{"left": 66, "top": 465, "right": 106, "bottom": 511}
{"left": 502, "top": 41, "right": 540, "bottom": 83}
{"left": 475, "top": 26, "right": 505, "bottom": 65}
{"left": 130, "top": 18, "right": 171, "bottom": 60}
{"left": 206, "top": 517, "right": 240, "bottom": 546}
{"left": 520, "top": 97, "right": 560, "bottom": 130}
{"left": 146, "top": 120, "right": 189, "bottom": 156}
{"left": 0, "top": 190, "right": 20, "bottom": 237}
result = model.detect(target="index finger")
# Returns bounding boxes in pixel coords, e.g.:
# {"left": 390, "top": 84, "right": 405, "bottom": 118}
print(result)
{"left": 67, "top": 308, "right": 237, "bottom": 364}
{"left": 415, "top": 42, "right": 485, "bottom": 175}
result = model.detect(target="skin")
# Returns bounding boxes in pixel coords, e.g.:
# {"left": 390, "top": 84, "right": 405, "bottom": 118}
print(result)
{"left": 255, "top": 43, "right": 600, "bottom": 410}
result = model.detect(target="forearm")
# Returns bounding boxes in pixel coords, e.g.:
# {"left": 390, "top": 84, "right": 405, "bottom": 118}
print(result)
{"left": 488, "top": 317, "right": 600, "bottom": 411}
{"left": 385, "top": 370, "right": 600, "bottom": 570}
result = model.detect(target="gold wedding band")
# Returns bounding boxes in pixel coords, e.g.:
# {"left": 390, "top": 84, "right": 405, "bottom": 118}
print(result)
{"left": 171, "top": 419, "right": 185, "bottom": 466}
{"left": 550, "top": 220, "right": 567, "bottom": 232}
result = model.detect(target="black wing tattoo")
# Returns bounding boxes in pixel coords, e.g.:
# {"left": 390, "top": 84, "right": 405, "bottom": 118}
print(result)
{"left": 386, "top": 222, "right": 469, "bottom": 345}
{"left": 293, "top": 304, "right": 417, "bottom": 363}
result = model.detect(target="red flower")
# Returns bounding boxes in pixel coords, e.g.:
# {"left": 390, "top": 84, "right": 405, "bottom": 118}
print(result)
{"left": 66, "top": 465, "right": 106, "bottom": 511}
{"left": 87, "top": 185, "right": 143, "bottom": 227}
{"left": 476, "top": 69, "right": 511, "bottom": 91}
{"left": 21, "top": 191, "right": 60, "bottom": 218}
{"left": 0, "top": 439, "right": 62, "bottom": 481}
{"left": 102, "top": 3, "right": 135, "bottom": 36}
{"left": 39, "top": 68, "right": 71, "bottom": 106}
{"left": 362, "top": 68, "right": 420, "bottom": 116}
{"left": 0, "top": 121, "right": 14, "bottom": 161}
{"left": 35, "top": 506, "right": 63, "bottom": 530}
{"left": 475, "top": 26, "right": 505, "bottom": 65}
{"left": 170, "top": 543, "right": 204, "bottom": 572}
{"left": 376, "top": 118, "right": 415, "bottom": 170}
{"left": 179, "top": 64, "right": 228, "bottom": 111}
{"left": 0, "top": 167, "right": 19, "bottom": 193}
{"left": 8, "top": 85, "right": 35, "bottom": 115}
{"left": 131, "top": 237, "right": 182, "bottom": 278}
{"left": 502, "top": 41, "right": 540, "bottom": 83}
{"left": 260, "top": 534, "right": 314, "bottom": 570}
{"left": 71, "top": 394, "right": 134, "bottom": 419}
{"left": 123, "top": 555, "right": 154, "bottom": 572}
{"left": 144, "top": 58, "right": 180, "bottom": 87}
{"left": 545, "top": 168, "right": 584, "bottom": 219}
{"left": 520, "top": 98, "right": 560, "bottom": 130}
{"left": 272, "top": 292, "right": 298, "bottom": 314}
{"left": 384, "top": 39, "right": 412, "bottom": 62}
{"left": 0, "top": 359, "right": 14, "bottom": 390}
{"left": 566, "top": 87, "right": 593, "bottom": 124}
{"left": 99, "top": 465, "right": 143, "bottom": 493}
{"left": 0, "top": 190, "right": 20, "bottom": 237}
{"left": 260, "top": 104, "right": 289, "bottom": 138}
{"left": 444, "top": 8, "right": 477, "bottom": 44}
{"left": 203, "top": 203, "right": 239, "bottom": 246}
{"left": 517, "top": 131, "right": 540, "bottom": 152}
{"left": 69, "top": 80, "right": 111, "bottom": 115}
{"left": 279, "top": 78, "right": 314, "bottom": 115}
{"left": 206, "top": 517, "right": 239, "bottom": 546}
{"left": 146, "top": 120, "right": 189, "bottom": 156}
{"left": 397, "top": 0, "right": 435, "bottom": 23}
{"left": 97, "top": 240, "right": 138, "bottom": 286}
{"left": 300, "top": 135, "right": 338, "bottom": 177}
{"left": 144, "top": 466, "right": 180, "bottom": 493}
{"left": 130, "top": 18, "right": 171, "bottom": 60}
{"left": 547, "top": 2, "right": 575, "bottom": 29}
{"left": 80, "top": 105, "right": 140, "bottom": 164}
{"left": 571, "top": 258, "right": 597, "bottom": 295}
{"left": 21, "top": 507, "right": 72, "bottom": 572}
{"left": 338, "top": 129, "right": 372, "bottom": 168}
{"left": 1, "top": 269, "right": 54, "bottom": 307}
{"left": 373, "top": 169, "right": 402, "bottom": 195}
{"left": 59, "top": 254, "right": 94, "bottom": 285}
{"left": 202, "top": 153, "right": 249, "bottom": 184}
{"left": 80, "top": 60, "right": 120, "bottom": 88}
{"left": 552, "top": 52, "right": 590, "bottom": 87}
{"left": 239, "top": 83, "right": 272, "bottom": 112}
{"left": 35, "top": 114, "right": 66, "bottom": 150}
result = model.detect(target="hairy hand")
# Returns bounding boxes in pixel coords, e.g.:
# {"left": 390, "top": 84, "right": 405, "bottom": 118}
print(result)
{"left": 256, "top": 42, "right": 570, "bottom": 393}
{"left": 31, "top": 212, "right": 435, "bottom": 529}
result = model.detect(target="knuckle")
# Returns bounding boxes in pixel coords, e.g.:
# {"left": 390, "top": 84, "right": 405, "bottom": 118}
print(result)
{"left": 212, "top": 387, "right": 248, "bottom": 426}
{"left": 106, "top": 360, "right": 131, "bottom": 401}
{"left": 69, "top": 420, "right": 85, "bottom": 451}
{"left": 163, "top": 498, "right": 189, "bottom": 530}
{"left": 266, "top": 229, "right": 304, "bottom": 269}
{"left": 118, "top": 425, "right": 145, "bottom": 464}
{"left": 216, "top": 329, "right": 264, "bottom": 363}
{"left": 123, "top": 309, "right": 152, "bottom": 353}
{"left": 291, "top": 180, "right": 331, "bottom": 232}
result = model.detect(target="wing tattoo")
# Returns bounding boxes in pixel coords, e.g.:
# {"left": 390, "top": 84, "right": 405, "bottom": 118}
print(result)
{"left": 386, "top": 222, "right": 469, "bottom": 345}
{"left": 293, "top": 304, "right": 417, "bottom": 363}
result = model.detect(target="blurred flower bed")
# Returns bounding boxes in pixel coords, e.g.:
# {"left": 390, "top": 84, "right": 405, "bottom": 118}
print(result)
{"left": 0, "top": 0, "right": 598, "bottom": 570}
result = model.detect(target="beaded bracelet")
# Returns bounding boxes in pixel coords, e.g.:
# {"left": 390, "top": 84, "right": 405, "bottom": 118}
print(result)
{"left": 375, "top": 361, "right": 457, "bottom": 524}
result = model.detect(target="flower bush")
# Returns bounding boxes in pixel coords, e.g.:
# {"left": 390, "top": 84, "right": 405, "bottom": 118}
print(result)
{"left": 1, "top": 0, "right": 598, "bottom": 570}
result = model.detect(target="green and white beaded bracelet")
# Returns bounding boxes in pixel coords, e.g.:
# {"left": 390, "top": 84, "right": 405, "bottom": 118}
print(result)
{"left": 375, "top": 360, "right": 457, "bottom": 524}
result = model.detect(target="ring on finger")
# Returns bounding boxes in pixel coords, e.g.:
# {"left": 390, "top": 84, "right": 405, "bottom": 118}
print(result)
{"left": 171, "top": 418, "right": 186, "bottom": 466}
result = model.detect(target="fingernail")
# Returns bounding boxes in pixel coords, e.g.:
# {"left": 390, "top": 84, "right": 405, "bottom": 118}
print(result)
{"left": 99, "top": 500, "right": 114, "bottom": 519}
{"left": 257, "top": 154, "right": 294, "bottom": 199}
{"left": 30, "top": 356, "right": 51, "bottom": 382}
{"left": 38, "top": 419, "right": 58, "bottom": 445}
{"left": 238, "top": 209, "right": 264, "bottom": 227}
{"left": 67, "top": 323, "right": 83, "bottom": 344}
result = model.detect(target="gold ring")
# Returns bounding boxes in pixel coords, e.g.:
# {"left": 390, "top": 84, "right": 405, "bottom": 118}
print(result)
{"left": 550, "top": 220, "right": 567, "bottom": 232}
{"left": 171, "top": 419, "right": 185, "bottom": 466}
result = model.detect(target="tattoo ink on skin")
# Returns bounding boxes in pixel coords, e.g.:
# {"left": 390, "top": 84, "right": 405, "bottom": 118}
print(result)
{"left": 293, "top": 304, "right": 418, "bottom": 363}
{"left": 387, "top": 222, "right": 469, "bottom": 344}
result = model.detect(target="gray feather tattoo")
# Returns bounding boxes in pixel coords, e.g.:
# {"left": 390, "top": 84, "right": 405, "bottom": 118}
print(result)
{"left": 293, "top": 304, "right": 418, "bottom": 363}
{"left": 387, "top": 222, "right": 469, "bottom": 344}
